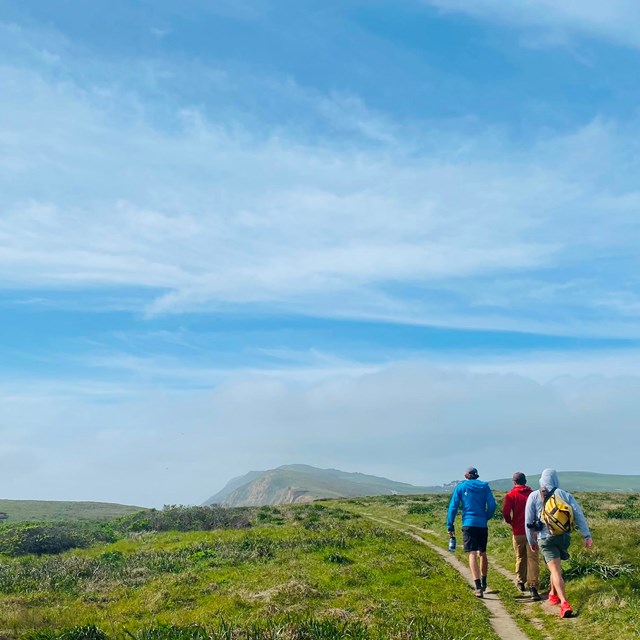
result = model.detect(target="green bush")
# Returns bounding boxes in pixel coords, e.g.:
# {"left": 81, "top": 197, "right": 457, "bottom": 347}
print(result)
{"left": 0, "top": 505, "right": 259, "bottom": 558}
{"left": 116, "top": 505, "right": 254, "bottom": 533}
{"left": 604, "top": 508, "right": 640, "bottom": 520}
{"left": 0, "top": 522, "right": 116, "bottom": 556}
{"left": 407, "top": 504, "right": 434, "bottom": 515}
{"left": 325, "top": 552, "right": 353, "bottom": 564}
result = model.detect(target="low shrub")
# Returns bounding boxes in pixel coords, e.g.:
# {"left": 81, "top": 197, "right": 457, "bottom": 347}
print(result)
{"left": 565, "top": 553, "right": 636, "bottom": 580}
{"left": 604, "top": 508, "right": 640, "bottom": 520}
{"left": 325, "top": 552, "right": 352, "bottom": 565}
{"left": 0, "top": 506, "right": 259, "bottom": 558}
{"left": 116, "top": 505, "right": 254, "bottom": 533}
{"left": 406, "top": 504, "right": 434, "bottom": 515}
{"left": 0, "top": 522, "right": 116, "bottom": 556}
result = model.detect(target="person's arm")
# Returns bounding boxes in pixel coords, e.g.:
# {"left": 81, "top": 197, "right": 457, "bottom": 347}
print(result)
{"left": 564, "top": 491, "right": 592, "bottom": 543}
{"left": 502, "top": 493, "right": 513, "bottom": 525}
{"left": 486, "top": 487, "right": 497, "bottom": 520}
{"left": 446, "top": 486, "right": 460, "bottom": 532}
{"left": 524, "top": 492, "right": 538, "bottom": 548}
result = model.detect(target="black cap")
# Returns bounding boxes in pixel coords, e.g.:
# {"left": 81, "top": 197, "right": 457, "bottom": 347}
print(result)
{"left": 465, "top": 466, "right": 479, "bottom": 479}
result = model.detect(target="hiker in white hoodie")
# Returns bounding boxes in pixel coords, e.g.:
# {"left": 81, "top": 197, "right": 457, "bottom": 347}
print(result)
{"left": 525, "top": 469, "right": 593, "bottom": 619}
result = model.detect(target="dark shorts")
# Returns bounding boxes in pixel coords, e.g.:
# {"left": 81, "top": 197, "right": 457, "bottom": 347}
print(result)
{"left": 462, "top": 526, "right": 488, "bottom": 552}
{"left": 540, "top": 533, "right": 571, "bottom": 562}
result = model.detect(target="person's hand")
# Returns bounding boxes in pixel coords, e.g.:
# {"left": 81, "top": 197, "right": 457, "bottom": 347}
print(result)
{"left": 584, "top": 537, "right": 593, "bottom": 549}
{"left": 530, "top": 544, "right": 538, "bottom": 552}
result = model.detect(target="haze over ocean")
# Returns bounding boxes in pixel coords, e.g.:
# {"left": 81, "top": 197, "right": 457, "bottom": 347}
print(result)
{"left": 2, "top": 1, "right": 640, "bottom": 506}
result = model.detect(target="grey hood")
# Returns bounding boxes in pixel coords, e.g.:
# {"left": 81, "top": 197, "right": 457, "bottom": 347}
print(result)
{"left": 539, "top": 468, "right": 559, "bottom": 492}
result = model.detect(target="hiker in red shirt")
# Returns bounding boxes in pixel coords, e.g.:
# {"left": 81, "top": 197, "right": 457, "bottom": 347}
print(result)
{"left": 502, "top": 472, "right": 541, "bottom": 600}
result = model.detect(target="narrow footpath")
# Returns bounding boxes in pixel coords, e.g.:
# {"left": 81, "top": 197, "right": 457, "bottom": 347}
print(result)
{"left": 364, "top": 515, "right": 535, "bottom": 640}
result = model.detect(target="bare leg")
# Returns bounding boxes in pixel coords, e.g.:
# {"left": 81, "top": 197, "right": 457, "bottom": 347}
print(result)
{"left": 546, "top": 558, "right": 567, "bottom": 602}
{"left": 468, "top": 551, "right": 481, "bottom": 580}
{"left": 479, "top": 551, "right": 488, "bottom": 577}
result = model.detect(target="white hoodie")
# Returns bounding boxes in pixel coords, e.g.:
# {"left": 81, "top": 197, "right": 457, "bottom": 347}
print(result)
{"left": 524, "top": 468, "right": 591, "bottom": 546}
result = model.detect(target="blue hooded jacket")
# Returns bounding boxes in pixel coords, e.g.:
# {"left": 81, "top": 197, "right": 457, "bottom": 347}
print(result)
{"left": 446, "top": 478, "right": 497, "bottom": 530}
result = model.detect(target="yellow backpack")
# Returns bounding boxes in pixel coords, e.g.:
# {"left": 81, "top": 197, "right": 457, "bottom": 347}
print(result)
{"left": 541, "top": 488, "right": 574, "bottom": 535}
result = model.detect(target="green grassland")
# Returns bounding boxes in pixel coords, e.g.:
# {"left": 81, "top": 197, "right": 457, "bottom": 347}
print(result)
{"left": 488, "top": 472, "right": 640, "bottom": 492}
{"left": 344, "top": 492, "right": 640, "bottom": 640}
{"left": 0, "top": 500, "right": 145, "bottom": 522}
{"left": 0, "top": 494, "right": 638, "bottom": 640}
{"left": 0, "top": 504, "right": 498, "bottom": 640}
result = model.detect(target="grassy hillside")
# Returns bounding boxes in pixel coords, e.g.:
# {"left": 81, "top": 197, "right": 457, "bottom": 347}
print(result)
{"left": 0, "top": 499, "right": 145, "bottom": 521}
{"left": 205, "top": 464, "right": 442, "bottom": 506}
{"left": 1, "top": 493, "right": 639, "bottom": 639}
{"left": 208, "top": 466, "right": 640, "bottom": 508}
{"left": 488, "top": 471, "right": 640, "bottom": 492}
{"left": 0, "top": 504, "right": 498, "bottom": 640}
{"left": 347, "top": 491, "right": 640, "bottom": 640}
{"left": 205, "top": 469, "right": 265, "bottom": 504}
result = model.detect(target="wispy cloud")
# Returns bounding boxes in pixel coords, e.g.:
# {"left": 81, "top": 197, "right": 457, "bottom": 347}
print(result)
{"left": 2, "top": 25, "right": 639, "bottom": 335}
{"left": 422, "top": 0, "right": 640, "bottom": 49}
{"left": 2, "top": 3, "right": 640, "bottom": 505}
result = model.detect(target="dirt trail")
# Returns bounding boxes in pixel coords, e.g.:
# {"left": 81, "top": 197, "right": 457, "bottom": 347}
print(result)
{"left": 394, "top": 520, "right": 561, "bottom": 634}
{"left": 364, "top": 515, "right": 534, "bottom": 640}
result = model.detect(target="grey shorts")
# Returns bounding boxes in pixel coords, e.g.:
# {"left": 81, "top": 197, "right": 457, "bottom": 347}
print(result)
{"left": 540, "top": 533, "right": 571, "bottom": 562}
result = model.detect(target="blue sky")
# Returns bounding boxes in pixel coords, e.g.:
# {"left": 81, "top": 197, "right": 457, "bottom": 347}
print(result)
{"left": 2, "top": 1, "right": 640, "bottom": 506}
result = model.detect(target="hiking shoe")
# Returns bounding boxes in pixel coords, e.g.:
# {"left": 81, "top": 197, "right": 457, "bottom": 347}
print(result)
{"left": 560, "top": 602, "right": 574, "bottom": 618}
{"left": 530, "top": 587, "right": 541, "bottom": 601}
{"left": 517, "top": 581, "right": 526, "bottom": 592}
{"left": 474, "top": 587, "right": 484, "bottom": 598}
{"left": 548, "top": 594, "right": 561, "bottom": 606}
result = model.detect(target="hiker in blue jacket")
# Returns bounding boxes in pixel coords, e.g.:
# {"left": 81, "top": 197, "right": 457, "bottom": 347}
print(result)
{"left": 525, "top": 469, "right": 592, "bottom": 619}
{"left": 447, "top": 466, "right": 497, "bottom": 597}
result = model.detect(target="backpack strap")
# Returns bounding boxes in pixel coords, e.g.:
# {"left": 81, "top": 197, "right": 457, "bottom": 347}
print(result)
{"left": 542, "top": 487, "right": 556, "bottom": 504}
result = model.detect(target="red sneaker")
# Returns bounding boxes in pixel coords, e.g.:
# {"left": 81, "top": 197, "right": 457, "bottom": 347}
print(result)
{"left": 548, "top": 594, "right": 561, "bottom": 605}
{"left": 559, "top": 602, "right": 573, "bottom": 618}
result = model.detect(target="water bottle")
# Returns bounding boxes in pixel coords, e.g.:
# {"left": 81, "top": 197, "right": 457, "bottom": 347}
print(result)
{"left": 448, "top": 536, "right": 457, "bottom": 552}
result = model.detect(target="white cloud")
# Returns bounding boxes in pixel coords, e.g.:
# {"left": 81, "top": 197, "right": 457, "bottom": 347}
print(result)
{"left": 1, "top": 356, "right": 638, "bottom": 505}
{"left": 2, "top": 7, "right": 639, "bottom": 510}
{"left": 1, "top": 21, "right": 640, "bottom": 338}
{"left": 316, "top": 93, "right": 399, "bottom": 144}
{"left": 422, "top": 0, "right": 640, "bottom": 49}
{"left": 5, "top": 99, "right": 638, "bottom": 334}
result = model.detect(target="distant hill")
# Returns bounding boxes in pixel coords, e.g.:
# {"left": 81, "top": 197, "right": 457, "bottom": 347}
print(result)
{"left": 0, "top": 499, "right": 145, "bottom": 522}
{"left": 204, "top": 464, "right": 445, "bottom": 507}
{"left": 489, "top": 471, "right": 640, "bottom": 493}
{"left": 206, "top": 466, "right": 640, "bottom": 507}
